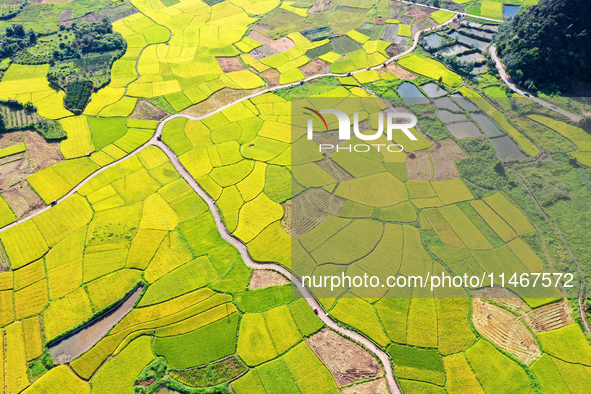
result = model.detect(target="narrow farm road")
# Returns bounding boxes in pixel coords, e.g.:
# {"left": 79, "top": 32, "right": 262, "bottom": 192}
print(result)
{"left": 490, "top": 45, "right": 582, "bottom": 122}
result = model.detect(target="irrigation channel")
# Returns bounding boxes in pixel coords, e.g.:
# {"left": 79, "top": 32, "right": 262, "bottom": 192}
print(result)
{"left": 0, "top": 14, "right": 586, "bottom": 393}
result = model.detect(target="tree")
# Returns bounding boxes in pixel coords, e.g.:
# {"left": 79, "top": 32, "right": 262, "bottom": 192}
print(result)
{"left": 12, "top": 24, "right": 25, "bottom": 38}
{"left": 433, "top": 0, "right": 440, "bottom": 7}
{"left": 5, "top": 26, "right": 13, "bottom": 37}
{"left": 28, "top": 30, "right": 37, "bottom": 45}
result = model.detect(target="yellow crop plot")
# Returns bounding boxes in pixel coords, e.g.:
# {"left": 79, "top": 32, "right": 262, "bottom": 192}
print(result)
{"left": 5, "top": 321, "right": 30, "bottom": 394}
{"left": 14, "top": 279, "right": 48, "bottom": 319}
{"left": 43, "top": 287, "right": 94, "bottom": 341}
{"left": 0, "top": 220, "right": 48, "bottom": 269}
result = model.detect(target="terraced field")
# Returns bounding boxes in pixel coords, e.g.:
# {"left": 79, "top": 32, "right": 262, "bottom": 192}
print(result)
{"left": 0, "top": 0, "right": 588, "bottom": 393}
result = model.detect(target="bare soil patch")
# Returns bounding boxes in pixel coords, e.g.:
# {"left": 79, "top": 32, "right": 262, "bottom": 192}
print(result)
{"left": 385, "top": 42, "right": 408, "bottom": 58}
{"left": 413, "top": 18, "right": 437, "bottom": 36}
{"left": 382, "top": 63, "right": 416, "bottom": 80}
{"left": 309, "top": 0, "right": 332, "bottom": 14}
{"left": 25, "top": 130, "right": 63, "bottom": 172}
{"left": 181, "top": 87, "right": 266, "bottom": 118}
{"left": 0, "top": 131, "right": 23, "bottom": 149}
{"left": 472, "top": 298, "right": 541, "bottom": 364}
{"left": 316, "top": 158, "right": 353, "bottom": 181}
{"left": 217, "top": 57, "right": 245, "bottom": 73}
{"left": 522, "top": 299, "right": 573, "bottom": 333}
{"left": 130, "top": 99, "right": 168, "bottom": 121}
{"left": 57, "top": 9, "right": 73, "bottom": 22}
{"left": 307, "top": 328, "right": 383, "bottom": 386}
{"left": 405, "top": 7, "right": 433, "bottom": 20}
{"left": 341, "top": 378, "right": 389, "bottom": 394}
{"left": 429, "top": 139, "right": 465, "bottom": 181}
{"left": 268, "top": 37, "right": 294, "bottom": 53}
{"left": 248, "top": 269, "right": 290, "bottom": 290}
{"left": 0, "top": 157, "right": 31, "bottom": 190}
{"left": 471, "top": 287, "right": 531, "bottom": 315}
{"left": 261, "top": 69, "right": 280, "bottom": 87}
{"left": 2, "top": 181, "right": 45, "bottom": 218}
{"left": 300, "top": 59, "right": 330, "bottom": 76}
{"left": 248, "top": 31, "right": 273, "bottom": 45}
{"left": 250, "top": 45, "right": 279, "bottom": 60}
{"left": 406, "top": 150, "right": 432, "bottom": 180}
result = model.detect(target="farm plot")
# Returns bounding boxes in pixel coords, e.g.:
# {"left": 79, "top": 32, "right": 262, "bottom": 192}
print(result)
{"left": 398, "top": 53, "right": 462, "bottom": 87}
{"left": 522, "top": 299, "right": 573, "bottom": 333}
{"left": 406, "top": 151, "right": 432, "bottom": 180}
{"left": 472, "top": 298, "right": 540, "bottom": 364}
{"left": 428, "top": 139, "right": 465, "bottom": 181}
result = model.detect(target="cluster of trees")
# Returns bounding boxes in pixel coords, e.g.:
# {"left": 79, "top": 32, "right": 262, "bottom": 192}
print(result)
{"left": 52, "top": 20, "right": 126, "bottom": 62}
{"left": 456, "top": 137, "right": 507, "bottom": 190}
{"left": 0, "top": 24, "right": 37, "bottom": 58}
{"left": 64, "top": 80, "right": 93, "bottom": 114}
{"left": 520, "top": 168, "right": 570, "bottom": 206}
{"left": 496, "top": 0, "right": 591, "bottom": 93}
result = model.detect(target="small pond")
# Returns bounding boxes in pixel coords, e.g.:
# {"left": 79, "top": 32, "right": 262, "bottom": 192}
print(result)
{"left": 472, "top": 65, "right": 488, "bottom": 75}
{"left": 421, "top": 82, "right": 448, "bottom": 98}
{"left": 503, "top": 4, "right": 521, "bottom": 19}
{"left": 446, "top": 122, "right": 482, "bottom": 139}
{"left": 49, "top": 286, "right": 143, "bottom": 364}
{"left": 423, "top": 34, "right": 444, "bottom": 49}
{"left": 458, "top": 27, "right": 494, "bottom": 41}
{"left": 439, "top": 44, "right": 466, "bottom": 57}
{"left": 434, "top": 97, "right": 462, "bottom": 111}
{"left": 397, "top": 82, "right": 430, "bottom": 105}
{"left": 457, "top": 52, "right": 486, "bottom": 63}
{"left": 449, "top": 32, "right": 489, "bottom": 50}
{"left": 471, "top": 113, "right": 503, "bottom": 137}
{"left": 451, "top": 94, "right": 478, "bottom": 111}
{"left": 490, "top": 136, "right": 527, "bottom": 161}
{"left": 437, "top": 110, "right": 467, "bottom": 123}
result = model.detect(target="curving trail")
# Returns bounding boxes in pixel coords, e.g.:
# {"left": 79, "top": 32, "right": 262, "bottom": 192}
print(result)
{"left": 490, "top": 45, "right": 582, "bottom": 122}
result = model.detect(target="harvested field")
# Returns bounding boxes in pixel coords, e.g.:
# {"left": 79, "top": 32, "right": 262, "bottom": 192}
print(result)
{"left": 268, "top": 37, "right": 295, "bottom": 53}
{"left": 472, "top": 299, "right": 541, "bottom": 364}
{"left": 428, "top": 139, "right": 465, "bottom": 181}
{"left": 261, "top": 69, "right": 281, "bottom": 86}
{"left": 217, "top": 57, "right": 245, "bottom": 73}
{"left": 25, "top": 130, "right": 63, "bottom": 172}
{"left": 0, "top": 156, "right": 31, "bottom": 190}
{"left": 522, "top": 299, "right": 573, "bottom": 333}
{"left": 288, "top": 188, "right": 345, "bottom": 237}
{"left": 0, "top": 132, "right": 22, "bottom": 149}
{"left": 384, "top": 63, "right": 416, "bottom": 79}
{"left": 381, "top": 24, "right": 398, "bottom": 42}
{"left": 248, "top": 269, "right": 290, "bottom": 290}
{"left": 2, "top": 182, "right": 45, "bottom": 218}
{"left": 385, "top": 42, "right": 408, "bottom": 57}
{"left": 249, "top": 31, "right": 274, "bottom": 45}
{"left": 57, "top": 9, "right": 73, "bottom": 22}
{"left": 130, "top": 99, "right": 167, "bottom": 120}
{"left": 307, "top": 328, "right": 382, "bottom": 386}
{"left": 249, "top": 45, "right": 279, "bottom": 60}
{"left": 309, "top": 0, "right": 332, "bottom": 13}
{"left": 181, "top": 87, "right": 266, "bottom": 118}
{"left": 405, "top": 6, "right": 435, "bottom": 20}
{"left": 413, "top": 18, "right": 437, "bottom": 36}
{"left": 300, "top": 59, "right": 330, "bottom": 76}
{"left": 472, "top": 287, "right": 531, "bottom": 315}
{"left": 406, "top": 151, "right": 432, "bottom": 180}
{"left": 341, "top": 378, "right": 389, "bottom": 394}
{"left": 316, "top": 159, "right": 353, "bottom": 181}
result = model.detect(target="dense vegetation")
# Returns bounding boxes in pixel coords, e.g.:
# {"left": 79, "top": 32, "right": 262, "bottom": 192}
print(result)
{"left": 64, "top": 79, "right": 93, "bottom": 114}
{"left": 456, "top": 137, "right": 507, "bottom": 189}
{"left": 496, "top": 0, "right": 591, "bottom": 92}
{"left": 520, "top": 167, "right": 570, "bottom": 206}
{"left": 0, "top": 24, "right": 37, "bottom": 59}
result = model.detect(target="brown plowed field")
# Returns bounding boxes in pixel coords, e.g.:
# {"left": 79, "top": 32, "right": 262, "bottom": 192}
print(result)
{"left": 429, "top": 139, "right": 466, "bottom": 181}
{"left": 307, "top": 328, "right": 383, "bottom": 386}
{"left": 522, "top": 299, "right": 573, "bottom": 333}
{"left": 406, "top": 150, "right": 432, "bottom": 180}
{"left": 248, "top": 269, "right": 289, "bottom": 289}
{"left": 472, "top": 299, "right": 541, "bottom": 364}
{"left": 471, "top": 287, "right": 531, "bottom": 316}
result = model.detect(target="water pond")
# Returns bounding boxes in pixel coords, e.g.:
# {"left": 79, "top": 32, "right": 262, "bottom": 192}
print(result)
{"left": 423, "top": 34, "right": 444, "bottom": 49}
{"left": 434, "top": 97, "right": 462, "bottom": 111}
{"left": 457, "top": 52, "right": 486, "bottom": 63}
{"left": 458, "top": 27, "right": 494, "bottom": 41}
{"left": 421, "top": 82, "right": 448, "bottom": 98}
{"left": 439, "top": 44, "right": 466, "bottom": 57}
{"left": 503, "top": 4, "right": 521, "bottom": 19}
{"left": 471, "top": 112, "right": 503, "bottom": 137}
{"left": 451, "top": 94, "right": 478, "bottom": 111}
{"left": 446, "top": 122, "right": 482, "bottom": 139}
{"left": 490, "top": 136, "right": 527, "bottom": 161}
{"left": 449, "top": 32, "right": 489, "bottom": 50}
{"left": 49, "top": 286, "right": 143, "bottom": 363}
{"left": 437, "top": 110, "right": 467, "bottom": 123}
{"left": 397, "top": 82, "right": 429, "bottom": 105}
